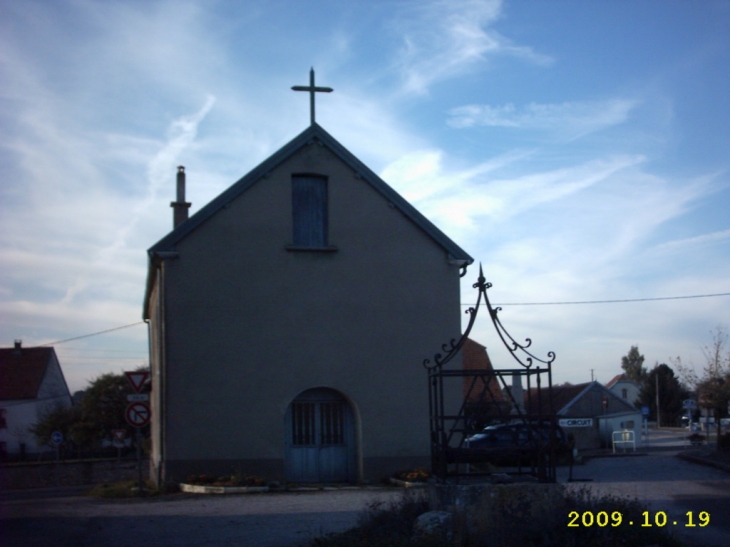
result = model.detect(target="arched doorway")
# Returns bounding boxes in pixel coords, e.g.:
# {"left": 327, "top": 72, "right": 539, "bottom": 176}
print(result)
{"left": 285, "top": 388, "right": 356, "bottom": 483}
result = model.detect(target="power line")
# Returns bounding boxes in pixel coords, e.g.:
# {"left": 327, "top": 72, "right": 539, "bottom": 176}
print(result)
{"left": 40, "top": 322, "right": 146, "bottom": 346}
{"left": 463, "top": 292, "right": 730, "bottom": 307}
{"left": 26, "top": 291, "right": 730, "bottom": 346}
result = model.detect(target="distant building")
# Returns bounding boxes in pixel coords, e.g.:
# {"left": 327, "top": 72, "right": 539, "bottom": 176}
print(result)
{"left": 526, "top": 381, "right": 641, "bottom": 450}
{"left": 605, "top": 373, "right": 641, "bottom": 408}
{"left": 143, "top": 121, "right": 472, "bottom": 485}
{"left": 0, "top": 341, "right": 72, "bottom": 458}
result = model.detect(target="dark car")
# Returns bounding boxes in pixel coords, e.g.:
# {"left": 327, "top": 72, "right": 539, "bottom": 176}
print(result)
{"left": 461, "top": 421, "right": 570, "bottom": 466}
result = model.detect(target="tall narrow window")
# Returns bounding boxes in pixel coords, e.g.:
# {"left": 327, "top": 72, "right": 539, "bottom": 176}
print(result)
{"left": 292, "top": 175, "right": 328, "bottom": 248}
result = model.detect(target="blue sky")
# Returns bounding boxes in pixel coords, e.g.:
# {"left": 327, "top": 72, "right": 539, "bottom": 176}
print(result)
{"left": 1, "top": 0, "right": 728, "bottom": 393}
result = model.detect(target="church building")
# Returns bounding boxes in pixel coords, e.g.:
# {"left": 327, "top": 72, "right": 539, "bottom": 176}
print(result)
{"left": 143, "top": 72, "right": 473, "bottom": 485}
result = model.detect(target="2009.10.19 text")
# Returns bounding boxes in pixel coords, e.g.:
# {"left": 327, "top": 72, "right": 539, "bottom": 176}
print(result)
{"left": 567, "top": 510, "right": 710, "bottom": 528}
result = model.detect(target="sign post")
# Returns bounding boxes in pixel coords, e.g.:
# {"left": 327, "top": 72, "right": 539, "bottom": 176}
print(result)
{"left": 641, "top": 406, "right": 650, "bottom": 441}
{"left": 50, "top": 430, "right": 64, "bottom": 486}
{"left": 125, "top": 371, "right": 151, "bottom": 495}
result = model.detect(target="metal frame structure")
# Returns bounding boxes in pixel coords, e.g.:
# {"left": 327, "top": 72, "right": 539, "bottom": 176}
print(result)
{"left": 424, "top": 265, "right": 559, "bottom": 482}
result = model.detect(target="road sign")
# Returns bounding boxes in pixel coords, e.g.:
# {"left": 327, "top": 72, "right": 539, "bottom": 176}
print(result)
{"left": 51, "top": 431, "right": 64, "bottom": 445}
{"left": 682, "top": 399, "right": 697, "bottom": 410}
{"left": 127, "top": 393, "right": 149, "bottom": 402}
{"left": 125, "top": 402, "right": 151, "bottom": 428}
{"left": 125, "top": 371, "right": 149, "bottom": 393}
{"left": 112, "top": 429, "right": 126, "bottom": 442}
{"left": 641, "top": 406, "right": 650, "bottom": 416}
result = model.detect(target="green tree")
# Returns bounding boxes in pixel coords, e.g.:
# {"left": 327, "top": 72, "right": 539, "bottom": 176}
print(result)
{"left": 621, "top": 346, "right": 647, "bottom": 383}
{"left": 30, "top": 403, "right": 82, "bottom": 446}
{"left": 31, "top": 368, "right": 150, "bottom": 453}
{"left": 638, "top": 363, "right": 688, "bottom": 426}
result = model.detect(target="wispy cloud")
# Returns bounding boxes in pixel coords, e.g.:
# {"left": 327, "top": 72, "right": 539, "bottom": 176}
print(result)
{"left": 390, "top": 0, "right": 552, "bottom": 95}
{"left": 447, "top": 99, "right": 638, "bottom": 139}
{"left": 652, "top": 228, "right": 730, "bottom": 254}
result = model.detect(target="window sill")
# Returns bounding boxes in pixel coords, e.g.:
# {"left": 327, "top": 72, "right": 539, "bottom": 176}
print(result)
{"left": 285, "top": 245, "right": 338, "bottom": 253}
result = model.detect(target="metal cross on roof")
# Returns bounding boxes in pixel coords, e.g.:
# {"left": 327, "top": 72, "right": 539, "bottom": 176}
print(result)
{"left": 292, "top": 68, "right": 333, "bottom": 125}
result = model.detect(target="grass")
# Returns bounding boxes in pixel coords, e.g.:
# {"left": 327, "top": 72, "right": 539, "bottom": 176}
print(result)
{"left": 306, "top": 486, "right": 686, "bottom": 547}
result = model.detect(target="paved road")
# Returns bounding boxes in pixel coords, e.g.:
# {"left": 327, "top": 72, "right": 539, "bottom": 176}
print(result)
{"left": 2, "top": 438, "right": 728, "bottom": 547}
{"left": 557, "top": 446, "right": 730, "bottom": 546}
{"left": 0, "top": 487, "right": 403, "bottom": 547}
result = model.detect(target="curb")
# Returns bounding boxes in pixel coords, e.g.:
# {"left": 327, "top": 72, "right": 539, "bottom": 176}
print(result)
{"left": 179, "top": 484, "right": 269, "bottom": 494}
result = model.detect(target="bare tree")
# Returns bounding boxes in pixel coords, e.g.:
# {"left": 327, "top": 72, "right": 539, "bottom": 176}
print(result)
{"left": 674, "top": 326, "right": 730, "bottom": 447}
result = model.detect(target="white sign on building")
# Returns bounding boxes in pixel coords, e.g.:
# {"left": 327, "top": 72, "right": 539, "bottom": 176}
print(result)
{"left": 559, "top": 418, "right": 593, "bottom": 428}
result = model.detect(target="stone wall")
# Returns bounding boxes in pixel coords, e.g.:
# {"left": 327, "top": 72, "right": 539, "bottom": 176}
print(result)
{"left": 0, "top": 459, "right": 149, "bottom": 490}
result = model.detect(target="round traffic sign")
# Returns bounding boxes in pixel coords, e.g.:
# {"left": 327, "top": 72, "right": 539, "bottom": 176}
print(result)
{"left": 125, "top": 402, "right": 151, "bottom": 428}
{"left": 51, "top": 431, "right": 64, "bottom": 445}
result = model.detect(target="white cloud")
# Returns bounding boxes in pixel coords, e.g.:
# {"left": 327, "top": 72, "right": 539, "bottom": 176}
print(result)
{"left": 447, "top": 99, "right": 639, "bottom": 139}
{"left": 390, "top": 0, "right": 552, "bottom": 95}
{"left": 651, "top": 229, "right": 730, "bottom": 254}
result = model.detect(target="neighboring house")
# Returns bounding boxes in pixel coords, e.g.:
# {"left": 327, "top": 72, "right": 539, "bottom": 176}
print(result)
{"left": 605, "top": 373, "right": 641, "bottom": 409}
{"left": 526, "top": 381, "right": 642, "bottom": 450}
{"left": 143, "top": 121, "right": 473, "bottom": 486}
{"left": 461, "top": 338, "right": 507, "bottom": 423}
{"left": 0, "top": 341, "right": 72, "bottom": 458}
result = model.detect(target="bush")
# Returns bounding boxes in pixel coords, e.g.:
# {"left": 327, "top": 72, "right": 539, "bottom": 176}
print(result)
{"left": 310, "top": 490, "right": 446, "bottom": 547}
{"left": 306, "top": 487, "right": 685, "bottom": 547}
{"left": 184, "top": 472, "right": 266, "bottom": 487}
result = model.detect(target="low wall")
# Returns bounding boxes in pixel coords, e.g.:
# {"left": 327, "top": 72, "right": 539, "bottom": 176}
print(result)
{"left": 0, "top": 458, "right": 150, "bottom": 490}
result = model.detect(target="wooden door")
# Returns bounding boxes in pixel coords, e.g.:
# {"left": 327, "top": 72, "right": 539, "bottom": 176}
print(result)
{"left": 285, "top": 388, "right": 354, "bottom": 483}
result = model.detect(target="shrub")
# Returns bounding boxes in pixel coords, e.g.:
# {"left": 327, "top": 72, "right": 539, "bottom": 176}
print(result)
{"left": 306, "top": 486, "right": 685, "bottom": 547}
{"left": 310, "top": 490, "right": 446, "bottom": 547}
{"left": 184, "top": 473, "right": 266, "bottom": 487}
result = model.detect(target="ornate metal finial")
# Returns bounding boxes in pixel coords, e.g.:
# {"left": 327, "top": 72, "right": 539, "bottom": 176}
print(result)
{"left": 292, "top": 67, "right": 333, "bottom": 125}
{"left": 423, "top": 265, "right": 554, "bottom": 371}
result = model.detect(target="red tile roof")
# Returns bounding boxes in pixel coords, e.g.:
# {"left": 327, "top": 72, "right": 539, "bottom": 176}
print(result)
{"left": 605, "top": 374, "right": 625, "bottom": 388}
{"left": 462, "top": 338, "right": 503, "bottom": 402}
{"left": 0, "top": 346, "right": 54, "bottom": 400}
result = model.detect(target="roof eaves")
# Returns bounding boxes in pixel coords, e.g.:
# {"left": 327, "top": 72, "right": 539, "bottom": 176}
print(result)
{"left": 311, "top": 125, "right": 473, "bottom": 264}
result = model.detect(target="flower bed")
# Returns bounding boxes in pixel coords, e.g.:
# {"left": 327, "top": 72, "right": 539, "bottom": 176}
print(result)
{"left": 389, "top": 468, "right": 429, "bottom": 488}
{"left": 181, "top": 473, "right": 269, "bottom": 494}
{"left": 179, "top": 483, "right": 269, "bottom": 494}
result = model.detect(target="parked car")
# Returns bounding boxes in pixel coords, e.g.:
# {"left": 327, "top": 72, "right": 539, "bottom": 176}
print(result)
{"left": 466, "top": 421, "right": 567, "bottom": 447}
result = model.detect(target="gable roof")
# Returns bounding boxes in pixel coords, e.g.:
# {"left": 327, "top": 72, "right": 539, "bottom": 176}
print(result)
{"left": 0, "top": 346, "right": 55, "bottom": 400}
{"left": 143, "top": 123, "right": 473, "bottom": 318}
{"left": 605, "top": 373, "right": 640, "bottom": 389}
{"left": 525, "top": 381, "right": 637, "bottom": 416}
{"left": 147, "top": 123, "right": 474, "bottom": 261}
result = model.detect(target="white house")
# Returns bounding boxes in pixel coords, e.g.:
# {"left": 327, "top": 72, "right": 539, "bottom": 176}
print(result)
{"left": 605, "top": 373, "right": 641, "bottom": 409}
{"left": 0, "top": 341, "right": 73, "bottom": 458}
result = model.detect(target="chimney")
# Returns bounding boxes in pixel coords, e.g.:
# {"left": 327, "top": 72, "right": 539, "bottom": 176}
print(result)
{"left": 171, "top": 166, "right": 192, "bottom": 228}
{"left": 13, "top": 339, "right": 22, "bottom": 354}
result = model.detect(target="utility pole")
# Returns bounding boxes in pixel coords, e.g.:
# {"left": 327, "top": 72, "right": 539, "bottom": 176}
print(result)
{"left": 655, "top": 366, "right": 661, "bottom": 429}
